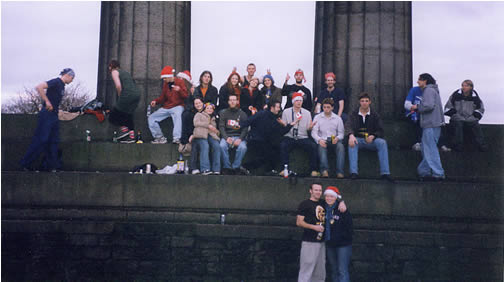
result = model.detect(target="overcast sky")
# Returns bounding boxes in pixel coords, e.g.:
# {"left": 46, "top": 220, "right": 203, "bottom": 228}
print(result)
{"left": 1, "top": 1, "right": 503, "bottom": 124}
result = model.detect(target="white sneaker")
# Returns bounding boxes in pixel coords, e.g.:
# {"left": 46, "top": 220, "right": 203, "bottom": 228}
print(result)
{"left": 202, "top": 170, "right": 212, "bottom": 175}
{"left": 412, "top": 142, "right": 421, "bottom": 151}
{"left": 440, "top": 145, "right": 451, "bottom": 152}
{"left": 151, "top": 137, "right": 167, "bottom": 144}
{"left": 191, "top": 169, "right": 200, "bottom": 175}
{"left": 212, "top": 171, "right": 220, "bottom": 175}
{"left": 172, "top": 138, "right": 181, "bottom": 144}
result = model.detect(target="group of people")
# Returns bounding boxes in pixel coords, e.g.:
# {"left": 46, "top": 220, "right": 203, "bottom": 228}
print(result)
{"left": 136, "top": 62, "right": 396, "bottom": 180}
{"left": 20, "top": 62, "right": 488, "bottom": 182}
{"left": 296, "top": 183, "right": 353, "bottom": 282}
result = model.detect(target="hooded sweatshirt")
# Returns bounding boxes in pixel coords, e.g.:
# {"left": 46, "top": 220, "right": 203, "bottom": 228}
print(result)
{"left": 417, "top": 84, "right": 444, "bottom": 129}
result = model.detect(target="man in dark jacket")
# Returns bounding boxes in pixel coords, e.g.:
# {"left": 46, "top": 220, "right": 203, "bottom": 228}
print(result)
{"left": 444, "top": 79, "right": 488, "bottom": 152}
{"left": 218, "top": 94, "right": 248, "bottom": 175}
{"left": 240, "top": 100, "right": 296, "bottom": 175}
{"left": 347, "top": 92, "right": 393, "bottom": 182}
{"left": 282, "top": 69, "right": 313, "bottom": 111}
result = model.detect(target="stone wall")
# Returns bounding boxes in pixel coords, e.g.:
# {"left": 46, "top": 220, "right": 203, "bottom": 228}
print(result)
{"left": 2, "top": 172, "right": 503, "bottom": 281}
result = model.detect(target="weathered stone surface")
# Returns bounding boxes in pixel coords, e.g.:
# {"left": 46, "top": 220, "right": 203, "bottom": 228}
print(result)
{"left": 314, "top": 2, "right": 412, "bottom": 120}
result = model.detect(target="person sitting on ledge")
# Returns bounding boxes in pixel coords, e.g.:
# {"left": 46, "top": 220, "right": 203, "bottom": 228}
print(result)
{"left": 347, "top": 92, "right": 394, "bottom": 182}
{"left": 444, "top": 79, "right": 488, "bottom": 152}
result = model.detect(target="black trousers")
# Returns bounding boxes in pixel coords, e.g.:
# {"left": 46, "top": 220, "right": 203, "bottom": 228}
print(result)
{"left": 243, "top": 140, "right": 279, "bottom": 171}
{"left": 109, "top": 108, "right": 134, "bottom": 130}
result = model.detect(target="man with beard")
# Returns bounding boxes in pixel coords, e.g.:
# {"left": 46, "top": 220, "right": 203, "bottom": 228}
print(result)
{"left": 282, "top": 69, "right": 313, "bottom": 111}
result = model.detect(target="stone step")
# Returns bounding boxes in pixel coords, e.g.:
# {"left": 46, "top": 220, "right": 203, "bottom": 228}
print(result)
{"left": 3, "top": 113, "right": 503, "bottom": 149}
{"left": 3, "top": 139, "right": 503, "bottom": 183}
{"left": 2, "top": 171, "right": 502, "bottom": 221}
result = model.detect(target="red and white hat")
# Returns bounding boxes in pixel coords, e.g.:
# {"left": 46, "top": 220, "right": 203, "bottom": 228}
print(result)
{"left": 177, "top": 70, "right": 192, "bottom": 82}
{"left": 292, "top": 91, "right": 304, "bottom": 103}
{"left": 160, "top": 66, "right": 175, "bottom": 79}
{"left": 294, "top": 68, "right": 307, "bottom": 83}
{"left": 324, "top": 186, "right": 342, "bottom": 199}
{"left": 325, "top": 72, "right": 336, "bottom": 80}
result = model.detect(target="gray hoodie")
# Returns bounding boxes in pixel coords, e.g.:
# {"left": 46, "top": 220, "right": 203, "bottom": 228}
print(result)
{"left": 417, "top": 84, "right": 444, "bottom": 129}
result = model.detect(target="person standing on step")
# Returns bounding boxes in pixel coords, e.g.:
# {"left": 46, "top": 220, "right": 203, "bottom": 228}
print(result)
{"left": 148, "top": 65, "right": 188, "bottom": 144}
{"left": 241, "top": 63, "right": 263, "bottom": 87}
{"left": 107, "top": 60, "right": 141, "bottom": 144}
{"left": 20, "top": 68, "right": 75, "bottom": 171}
{"left": 410, "top": 73, "right": 445, "bottom": 181}
{"left": 296, "top": 183, "right": 347, "bottom": 282}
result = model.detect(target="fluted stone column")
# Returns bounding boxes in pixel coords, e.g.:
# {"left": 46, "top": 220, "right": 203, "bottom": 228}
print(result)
{"left": 96, "top": 1, "right": 191, "bottom": 138}
{"left": 313, "top": 1, "right": 412, "bottom": 120}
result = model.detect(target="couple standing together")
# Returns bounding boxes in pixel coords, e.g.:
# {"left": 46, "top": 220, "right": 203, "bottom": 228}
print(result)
{"left": 297, "top": 183, "right": 353, "bottom": 282}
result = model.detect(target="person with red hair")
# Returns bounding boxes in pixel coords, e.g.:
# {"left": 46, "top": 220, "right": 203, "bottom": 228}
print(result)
{"left": 217, "top": 71, "right": 242, "bottom": 112}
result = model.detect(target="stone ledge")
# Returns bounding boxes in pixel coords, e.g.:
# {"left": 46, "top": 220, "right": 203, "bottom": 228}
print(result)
{"left": 2, "top": 172, "right": 503, "bottom": 220}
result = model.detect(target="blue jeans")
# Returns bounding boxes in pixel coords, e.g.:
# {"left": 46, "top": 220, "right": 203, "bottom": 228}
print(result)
{"left": 418, "top": 127, "right": 445, "bottom": 178}
{"left": 20, "top": 109, "right": 61, "bottom": 170}
{"left": 348, "top": 137, "right": 390, "bottom": 175}
{"left": 318, "top": 141, "right": 345, "bottom": 174}
{"left": 148, "top": 106, "right": 184, "bottom": 139}
{"left": 326, "top": 245, "right": 352, "bottom": 282}
{"left": 219, "top": 137, "right": 247, "bottom": 169}
{"left": 194, "top": 138, "right": 221, "bottom": 172}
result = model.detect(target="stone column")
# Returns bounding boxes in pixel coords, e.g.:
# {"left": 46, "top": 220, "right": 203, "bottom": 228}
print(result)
{"left": 96, "top": 1, "right": 191, "bottom": 137}
{"left": 313, "top": 1, "right": 412, "bottom": 120}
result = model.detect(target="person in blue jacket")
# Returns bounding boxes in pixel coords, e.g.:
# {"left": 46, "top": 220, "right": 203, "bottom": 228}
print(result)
{"left": 20, "top": 68, "right": 75, "bottom": 171}
{"left": 324, "top": 186, "right": 353, "bottom": 282}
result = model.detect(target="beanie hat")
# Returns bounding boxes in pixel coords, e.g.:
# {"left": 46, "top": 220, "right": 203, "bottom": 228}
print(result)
{"left": 263, "top": 74, "right": 275, "bottom": 85}
{"left": 160, "top": 66, "right": 175, "bottom": 79}
{"left": 177, "top": 70, "right": 192, "bottom": 82}
{"left": 60, "top": 68, "right": 75, "bottom": 78}
{"left": 325, "top": 72, "right": 336, "bottom": 80}
{"left": 324, "top": 186, "right": 342, "bottom": 199}
{"left": 294, "top": 68, "right": 306, "bottom": 83}
{"left": 292, "top": 91, "right": 304, "bottom": 103}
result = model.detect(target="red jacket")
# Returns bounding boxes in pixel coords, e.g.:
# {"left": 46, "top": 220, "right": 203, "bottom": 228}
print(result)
{"left": 154, "top": 78, "right": 188, "bottom": 109}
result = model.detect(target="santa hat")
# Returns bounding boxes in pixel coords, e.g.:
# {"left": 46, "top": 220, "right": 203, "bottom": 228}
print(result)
{"left": 292, "top": 91, "right": 304, "bottom": 103}
{"left": 324, "top": 186, "right": 342, "bottom": 199}
{"left": 160, "top": 66, "right": 175, "bottom": 78}
{"left": 294, "top": 68, "right": 307, "bottom": 83}
{"left": 325, "top": 72, "right": 336, "bottom": 80}
{"left": 177, "top": 70, "right": 192, "bottom": 82}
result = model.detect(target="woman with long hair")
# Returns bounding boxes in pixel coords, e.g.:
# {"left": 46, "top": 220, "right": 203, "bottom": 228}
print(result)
{"left": 218, "top": 71, "right": 242, "bottom": 112}
{"left": 240, "top": 77, "right": 264, "bottom": 116}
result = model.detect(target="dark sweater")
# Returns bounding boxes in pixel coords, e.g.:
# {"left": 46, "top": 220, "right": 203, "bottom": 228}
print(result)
{"left": 347, "top": 108, "right": 385, "bottom": 139}
{"left": 240, "top": 87, "right": 265, "bottom": 116}
{"left": 218, "top": 84, "right": 241, "bottom": 112}
{"left": 260, "top": 86, "right": 283, "bottom": 108}
{"left": 240, "top": 109, "right": 292, "bottom": 143}
{"left": 325, "top": 209, "right": 353, "bottom": 247}
{"left": 282, "top": 83, "right": 313, "bottom": 111}
{"left": 184, "top": 85, "right": 219, "bottom": 111}
{"left": 218, "top": 107, "right": 248, "bottom": 140}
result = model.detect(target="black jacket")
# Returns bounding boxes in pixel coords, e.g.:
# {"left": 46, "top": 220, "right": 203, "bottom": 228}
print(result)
{"left": 185, "top": 85, "right": 219, "bottom": 111}
{"left": 240, "top": 109, "right": 292, "bottom": 143}
{"left": 260, "top": 86, "right": 283, "bottom": 108}
{"left": 347, "top": 108, "right": 385, "bottom": 139}
{"left": 240, "top": 87, "right": 265, "bottom": 116}
{"left": 218, "top": 84, "right": 241, "bottom": 112}
{"left": 326, "top": 209, "right": 353, "bottom": 247}
{"left": 282, "top": 83, "right": 313, "bottom": 111}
